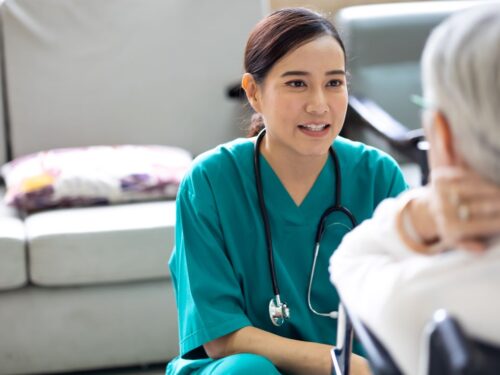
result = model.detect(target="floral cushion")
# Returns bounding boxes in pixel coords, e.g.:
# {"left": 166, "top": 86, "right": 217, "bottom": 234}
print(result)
{"left": 1, "top": 145, "right": 192, "bottom": 213}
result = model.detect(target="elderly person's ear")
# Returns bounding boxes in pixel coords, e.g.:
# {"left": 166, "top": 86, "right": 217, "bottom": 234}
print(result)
{"left": 431, "top": 111, "right": 459, "bottom": 167}
{"left": 242, "top": 73, "right": 262, "bottom": 112}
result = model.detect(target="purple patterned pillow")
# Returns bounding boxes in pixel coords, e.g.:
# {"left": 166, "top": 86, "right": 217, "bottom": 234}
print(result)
{"left": 1, "top": 145, "right": 192, "bottom": 213}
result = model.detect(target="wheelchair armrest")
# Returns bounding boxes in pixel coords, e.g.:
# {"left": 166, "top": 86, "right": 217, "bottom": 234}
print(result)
{"left": 345, "top": 306, "right": 402, "bottom": 375}
{"left": 332, "top": 303, "right": 353, "bottom": 375}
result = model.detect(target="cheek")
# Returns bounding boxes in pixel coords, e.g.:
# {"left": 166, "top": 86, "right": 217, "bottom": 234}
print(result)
{"left": 331, "top": 91, "right": 348, "bottom": 114}
{"left": 265, "top": 94, "right": 301, "bottom": 119}
{"left": 331, "top": 86, "right": 348, "bottom": 101}
{"left": 340, "top": 89, "right": 349, "bottom": 105}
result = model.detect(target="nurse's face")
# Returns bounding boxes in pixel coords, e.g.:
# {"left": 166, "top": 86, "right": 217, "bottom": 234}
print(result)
{"left": 249, "top": 35, "right": 348, "bottom": 159}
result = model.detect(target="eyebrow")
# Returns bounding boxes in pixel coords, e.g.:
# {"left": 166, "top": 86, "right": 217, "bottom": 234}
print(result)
{"left": 280, "top": 70, "right": 346, "bottom": 77}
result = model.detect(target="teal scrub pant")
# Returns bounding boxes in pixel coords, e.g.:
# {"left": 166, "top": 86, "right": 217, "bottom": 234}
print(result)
{"left": 193, "top": 353, "right": 281, "bottom": 375}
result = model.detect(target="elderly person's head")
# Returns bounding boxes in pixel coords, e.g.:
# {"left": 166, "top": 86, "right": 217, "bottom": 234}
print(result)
{"left": 421, "top": 5, "right": 500, "bottom": 185}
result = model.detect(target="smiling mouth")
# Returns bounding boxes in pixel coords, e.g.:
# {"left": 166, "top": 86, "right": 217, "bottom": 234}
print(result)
{"left": 298, "top": 124, "right": 330, "bottom": 132}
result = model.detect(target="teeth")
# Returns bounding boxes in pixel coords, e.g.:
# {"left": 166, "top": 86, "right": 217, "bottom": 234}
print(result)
{"left": 300, "top": 124, "right": 328, "bottom": 131}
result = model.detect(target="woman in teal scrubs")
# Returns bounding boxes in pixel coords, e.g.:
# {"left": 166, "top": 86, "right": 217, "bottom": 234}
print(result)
{"left": 168, "top": 8, "right": 406, "bottom": 375}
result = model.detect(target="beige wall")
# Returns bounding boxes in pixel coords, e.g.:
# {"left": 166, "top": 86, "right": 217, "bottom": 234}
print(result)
{"left": 269, "top": 0, "right": 435, "bottom": 16}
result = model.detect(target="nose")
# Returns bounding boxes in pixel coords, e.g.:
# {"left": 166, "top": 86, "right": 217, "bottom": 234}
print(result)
{"left": 305, "top": 89, "right": 329, "bottom": 115}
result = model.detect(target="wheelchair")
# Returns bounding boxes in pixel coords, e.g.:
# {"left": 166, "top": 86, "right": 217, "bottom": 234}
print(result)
{"left": 332, "top": 305, "right": 500, "bottom": 375}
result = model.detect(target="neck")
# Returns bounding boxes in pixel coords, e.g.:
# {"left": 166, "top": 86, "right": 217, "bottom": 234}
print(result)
{"left": 260, "top": 136, "right": 329, "bottom": 206}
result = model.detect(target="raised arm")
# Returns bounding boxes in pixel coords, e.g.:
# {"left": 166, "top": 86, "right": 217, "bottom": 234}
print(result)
{"left": 401, "top": 167, "right": 500, "bottom": 254}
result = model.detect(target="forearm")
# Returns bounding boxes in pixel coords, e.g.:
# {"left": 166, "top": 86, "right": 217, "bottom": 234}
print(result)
{"left": 208, "top": 326, "right": 332, "bottom": 375}
{"left": 205, "top": 326, "right": 369, "bottom": 375}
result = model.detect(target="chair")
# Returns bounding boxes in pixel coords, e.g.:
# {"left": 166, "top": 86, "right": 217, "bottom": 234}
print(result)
{"left": 427, "top": 310, "right": 500, "bottom": 375}
{"left": 333, "top": 306, "right": 500, "bottom": 375}
{"left": 334, "top": 1, "right": 484, "bottom": 184}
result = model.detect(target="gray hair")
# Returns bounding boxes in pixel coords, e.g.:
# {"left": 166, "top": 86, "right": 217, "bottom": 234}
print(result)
{"left": 422, "top": 4, "right": 500, "bottom": 185}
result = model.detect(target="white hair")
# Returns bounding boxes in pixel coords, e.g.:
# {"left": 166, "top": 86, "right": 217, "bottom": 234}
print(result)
{"left": 422, "top": 4, "right": 500, "bottom": 185}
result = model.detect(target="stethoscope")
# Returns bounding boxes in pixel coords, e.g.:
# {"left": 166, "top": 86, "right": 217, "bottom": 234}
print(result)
{"left": 254, "top": 129, "right": 357, "bottom": 327}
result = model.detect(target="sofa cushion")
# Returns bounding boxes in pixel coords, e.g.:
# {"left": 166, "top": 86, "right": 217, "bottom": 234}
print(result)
{"left": 26, "top": 201, "right": 175, "bottom": 286}
{"left": 0, "top": 188, "right": 27, "bottom": 290}
{"left": 0, "top": 103, "right": 5, "bottom": 165}
{"left": 0, "top": 281, "right": 177, "bottom": 374}
{"left": 2, "top": 145, "right": 191, "bottom": 213}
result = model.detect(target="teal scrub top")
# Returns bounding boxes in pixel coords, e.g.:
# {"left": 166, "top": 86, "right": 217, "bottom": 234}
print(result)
{"left": 168, "top": 137, "right": 407, "bottom": 374}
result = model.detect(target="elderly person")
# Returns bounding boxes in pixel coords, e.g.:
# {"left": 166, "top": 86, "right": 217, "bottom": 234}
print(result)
{"left": 330, "top": 5, "right": 500, "bottom": 375}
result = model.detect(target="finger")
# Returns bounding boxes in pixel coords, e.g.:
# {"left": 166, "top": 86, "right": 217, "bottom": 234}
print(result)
{"left": 434, "top": 177, "right": 500, "bottom": 199}
{"left": 448, "top": 216, "right": 500, "bottom": 240}
{"left": 451, "top": 183, "right": 500, "bottom": 200}
{"left": 430, "top": 167, "right": 469, "bottom": 182}
{"left": 430, "top": 169, "right": 484, "bottom": 199}
{"left": 466, "top": 200, "right": 500, "bottom": 218}
{"left": 455, "top": 239, "right": 487, "bottom": 253}
{"left": 432, "top": 167, "right": 498, "bottom": 189}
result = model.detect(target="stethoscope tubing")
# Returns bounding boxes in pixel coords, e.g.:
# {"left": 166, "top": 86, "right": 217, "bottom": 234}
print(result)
{"left": 254, "top": 129, "right": 357, "bottom": 325}
{"left": 254, "top": 130, "right": 281, "bottom": 297}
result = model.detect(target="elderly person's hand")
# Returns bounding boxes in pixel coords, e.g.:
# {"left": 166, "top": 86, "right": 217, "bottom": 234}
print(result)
{"left": 398, "top": 167, "right": 500, "bottom": 254}
{"left": 430, "top": 167, "right": 500, "bottom": 251}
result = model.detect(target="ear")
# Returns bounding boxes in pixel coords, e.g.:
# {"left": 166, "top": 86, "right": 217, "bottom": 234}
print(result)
{"left": 241, "top": 73, "right": 262, "bottom": 113}
{"left": 433, "top": 111, "right": 458, "bottom": 165}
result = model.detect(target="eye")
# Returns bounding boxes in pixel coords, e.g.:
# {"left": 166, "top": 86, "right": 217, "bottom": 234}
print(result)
{"left": 285, "top": 80, "right": 306, "bottom": 88}
{"left": 327, "top": 79, "right": 344, "bottom": 87}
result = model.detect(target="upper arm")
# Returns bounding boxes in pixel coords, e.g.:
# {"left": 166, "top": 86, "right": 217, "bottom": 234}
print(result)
{"left": 170, "top": 170, "right": 251, "bottom": 357}
{"left": 387, "top": 164, "right": 408, "bottom": 197}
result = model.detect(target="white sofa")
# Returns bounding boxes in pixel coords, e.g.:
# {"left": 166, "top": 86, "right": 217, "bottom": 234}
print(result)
{"left": 0, "top": 1, "right": 261, "bottom": 374}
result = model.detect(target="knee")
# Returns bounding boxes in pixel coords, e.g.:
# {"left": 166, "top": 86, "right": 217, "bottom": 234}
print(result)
{"left": 216, "top": 353, "right": 280, "bottom": 374}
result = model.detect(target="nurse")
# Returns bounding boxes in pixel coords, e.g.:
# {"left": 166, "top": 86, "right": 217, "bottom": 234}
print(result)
{"left": 167, "top": 8, "right": 407, "bottom": 375}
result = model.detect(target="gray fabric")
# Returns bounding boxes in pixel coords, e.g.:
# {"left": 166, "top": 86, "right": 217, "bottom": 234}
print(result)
{"left": 2, "top": 0, "right": 261, "bottom": 158}
{"left": 0, "top": 27, "right": 5, "bottom": 165}
{"left": 0, "top": 281, "right": 177, "bottom": 375}
{"left": 0, "top": 76, "right": 5, "bottom": 165}
{"left": 26, "top": 201, "right": 176, "bottom": 286}
{"left": 0, "top": 188, "right": 26, "bottom": 290}
{"left": 336, "top": 1, "right": 480, "bottom": 131}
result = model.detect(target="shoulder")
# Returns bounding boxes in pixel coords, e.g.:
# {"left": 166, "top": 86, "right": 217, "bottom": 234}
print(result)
{"left": 334, "top": 136, "right": 400, "bottom": 172}
{"left": 179, "top": 137, "right": 254, "bottom": 194}
{"left": 333, "top": 136, "right": 408, "bottom": 200}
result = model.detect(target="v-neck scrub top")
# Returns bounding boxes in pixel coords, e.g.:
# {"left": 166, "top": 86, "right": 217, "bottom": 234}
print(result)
{"left": 167, "top": 136, "right": 407, "bottom": 374}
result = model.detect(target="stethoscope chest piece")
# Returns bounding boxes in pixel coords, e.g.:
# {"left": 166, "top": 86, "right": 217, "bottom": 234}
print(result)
{"left": 269, "top": 296, "right": 290, "bottom": 327}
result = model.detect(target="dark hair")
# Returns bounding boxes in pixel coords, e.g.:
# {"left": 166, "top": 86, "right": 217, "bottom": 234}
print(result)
{"left": 244, "top": 8, "right": 346, "bottom": 137}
